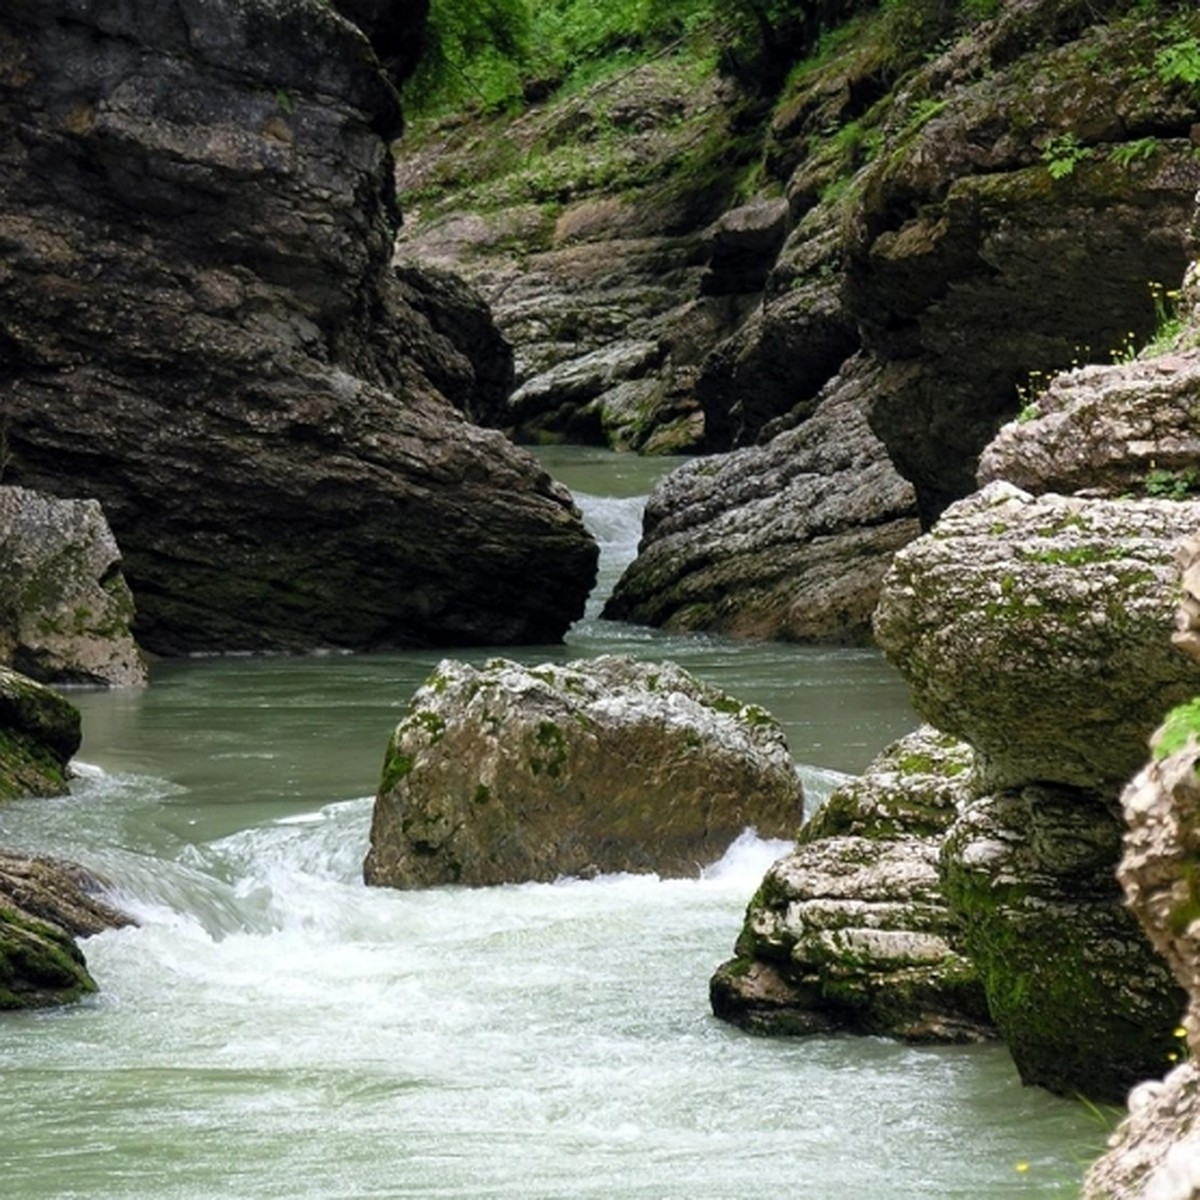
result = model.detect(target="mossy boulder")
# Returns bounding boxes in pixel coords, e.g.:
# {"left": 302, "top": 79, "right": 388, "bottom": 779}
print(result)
{"left": 363, "top": 655, "right": 803, "bottom": 888}
{"left": 710, "top": 727, "right": 992, "bottom": 1043}
{"left": 0, "top": 667, "right": 81, "bottom": 801}
{"left": 941, "top": 784, "right": 1185, "bottom": 1102}
{"left": 0, "top": 851, "right": 133, "bottom": 1010}
{"left": 874, "top": 481, "right": 1200, "bottom": 792}
{"left": 0, "top": 486, "right": 146, "bottom": 687}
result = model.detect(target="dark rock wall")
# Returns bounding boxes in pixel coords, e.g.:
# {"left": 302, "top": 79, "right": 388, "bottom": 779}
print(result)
{"left": 0, "top": 0, "right": 597, "bottom": 654}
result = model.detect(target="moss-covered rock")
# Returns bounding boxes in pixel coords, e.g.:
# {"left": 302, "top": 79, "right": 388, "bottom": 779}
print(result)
{"left": 941, "top": 784, "right": 1185, "bottom": 1102}
{"left": 0, "top": 851, "right": 133, "bottom": 1010}
{"left": 874, "top": 481, "right": 1200, "bottom": 792}
{"left": 710, "top": 726, "right": 992, "bottom": 1043}
{"left": 363, "top": 655, "right": 803, "bottom": 888}
{"left": 0, "top": 667, "right": 81, "bottom": 802}
{"left": 0, "top": 486, "right": 146, "bottom": 687}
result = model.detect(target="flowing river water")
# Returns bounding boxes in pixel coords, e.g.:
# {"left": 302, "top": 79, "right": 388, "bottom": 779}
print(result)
{"left": 1, "top": 448, "right": 1106, "bottom": 1198}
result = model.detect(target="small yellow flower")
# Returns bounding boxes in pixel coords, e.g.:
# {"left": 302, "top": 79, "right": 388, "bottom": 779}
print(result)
{"left": 1015, "top": 1162, "right": 1030, "bottom": 1174}
{"left": 1174, "top": 1026, "right": 1187, "bottom": 1038}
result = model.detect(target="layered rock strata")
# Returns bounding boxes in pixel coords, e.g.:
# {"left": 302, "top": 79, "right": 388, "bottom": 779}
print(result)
{"left": 0, "top": 487, "right": 145, "bottom": 687}
{"left": 0, "top": 0, "right": 596, "bottom": 654}
{"left": 0, "top": 851, "right": 132, "bottom": 1010}
{"left": 602, "top": 357, "right": 921, "bottom": 642}
{"left": 711, "top": 727, "right": 992, "bottom": 1042}
{"left": 364, "top": 655, "right": 804, "bottom": 888}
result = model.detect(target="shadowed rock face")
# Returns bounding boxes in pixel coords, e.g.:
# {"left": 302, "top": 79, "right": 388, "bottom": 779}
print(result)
{"left": 0, "top": 0, "right": 597, "bottom": 654}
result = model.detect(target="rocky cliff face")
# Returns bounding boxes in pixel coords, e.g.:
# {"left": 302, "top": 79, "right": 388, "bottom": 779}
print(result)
{"left": 397, "top": 0, "right": 1199, "bottom": 643}
{"left": 0, "top": 0, "right": 597, "bottom": 654}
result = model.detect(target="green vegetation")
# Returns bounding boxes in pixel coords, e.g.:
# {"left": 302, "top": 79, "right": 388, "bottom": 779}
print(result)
{"left": 1152, "top": 698, "right": 1200, "bottom": 758}
{"left": 1041, "top": 132, "right": 1090, "bottom": 180}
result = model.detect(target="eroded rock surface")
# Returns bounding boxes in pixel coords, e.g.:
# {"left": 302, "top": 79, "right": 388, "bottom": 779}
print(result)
{"left": 711, "top": 727, "right": 991, "bottom": 1042}
{"left": 0, "top": 851, "right": 132, "bottom": 1010}
{"left": 942, "top": 785, "right": 1185, "bottom": 1101}
{"left": 1084, "top": 534, "right": 1200, "bottom": 1195}
{"left": 979, "top": 351, "right": 1200, "bottom": 500}
{"left": 0, "top": 666, "right": 80, "bottom": 802}
{"left": 0, "top": 487, "right": 145, "bottom": 687}
{"left": 603, "top": 358, "right": 920, "bottom": 642}
{"left": 1, "top": 0, "right": 596, "bottom": 654}
{"left": 363, "top": 655, "right": 804, "bottom": 888}
{"left": 874, "top": 481, "right": 1200, "bottom": 792}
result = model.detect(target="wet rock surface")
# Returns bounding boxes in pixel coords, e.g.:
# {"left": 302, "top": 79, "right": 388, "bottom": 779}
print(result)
{"left": 0, "top": 851, "right": 132, "bottom": 1010}
{"left": 364, "top": 655, "right": 804, "bottom": 889}
{"left": 711, "top": 728, "right": 992, "bottom": 1043}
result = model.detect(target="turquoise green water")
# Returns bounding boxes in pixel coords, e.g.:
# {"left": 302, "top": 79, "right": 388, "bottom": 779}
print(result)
{"left": 0, "top": 449, "right": 1106, "bottom": 1198}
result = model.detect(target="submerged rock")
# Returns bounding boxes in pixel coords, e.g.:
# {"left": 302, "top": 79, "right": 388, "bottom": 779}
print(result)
{"left": 0, "top": 487, "right": 146, "bottom": 688}
{"left": 363, "top": 656, "right": 803, "bottom": 888}
{"left": 874, "top": 481, "right": 1200, "bottom": 792}
{"left": 603, "top": 358, "right": 920, "bottom": 642}
{"left": 0, "top": 667, "right": 81, "bottom": 802}
{"left": 0, "top": 851, "right": 133, "bottom": 1010}
{"left": 1, "top": 0, "right": 597, "bottom": 654}
{"left": 711, "top": 728, "right": 991, "bottom": 1042}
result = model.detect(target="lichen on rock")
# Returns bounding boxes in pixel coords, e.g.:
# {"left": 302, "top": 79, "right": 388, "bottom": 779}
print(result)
{"left": 0, "top": 486, "right": 146, "bottom": 688}
{"left": 710, "top": 726, "right": 992, "bottom": 1043}
{"left": 363, "top": 655, "right": 804, "bottom": 888}
{"left": 874, "top": 481, "right": 1200, "bottom": 793}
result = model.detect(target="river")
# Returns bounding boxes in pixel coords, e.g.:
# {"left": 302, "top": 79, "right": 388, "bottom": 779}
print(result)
{"left": 0, "top": 448, "right": 1105, "bottom": 1198}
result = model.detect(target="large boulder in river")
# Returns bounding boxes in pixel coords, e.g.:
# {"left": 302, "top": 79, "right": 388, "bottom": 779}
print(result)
{"left": 0, "top": 851, "right": 132, "bottom": 1010}
{"left": 0, "top": 487, "right": 145, "bottom": 688}
{"left": 603, "top": 358, "right": 921, "bottom": 642}
{"left": 363, "top": 656, "right": 804, "bottom": 888}
{"left": 711, "top": 727, "right": 992, "bottom": 1043}
{"left": 0, "top": 666, "right": 80, "bottom": 802}
{"left": 0, "top": 0, "right": 596, "bottom": 654}
{"left": 873, "top": 481, "right": 1200, "bottom": 793}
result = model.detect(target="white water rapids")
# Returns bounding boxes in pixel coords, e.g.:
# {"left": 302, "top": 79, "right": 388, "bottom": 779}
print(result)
{"left": 0, "top": 449, "right": 1105, "bottom": 1197}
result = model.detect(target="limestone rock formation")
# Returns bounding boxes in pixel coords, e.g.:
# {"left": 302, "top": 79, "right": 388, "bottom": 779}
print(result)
{"left": 710, "top": 727, "right": 992, "bottom": 1042}
{"left": 363, "top": 655, "right": 804, "bottom": 889}
{"left": 979, "top": 351, "right": 1200, "bottom": 500}
{"left": 603, "top": 358, "right": 921, "bottom": 642}
{"left": 846, "top": 5, "right": 1199, "bottom": 521}
{"left": 0, "top": 851, "right": 132, "bottom": 1010}
{"left": 941, "top": 785, "right": 1185, "bottom": 1100}
{"left": 873, "top": 481, "right": 1200, "bottom": 793}
{"left": 0, "top": 666, "right": 81, "bottom": 802}
{"left": 1, "top": 0, "right": 596, "bottom": 655}
{"left": 0, "top": 487, "right": 145, "bottom": 687}
{"left": 1083, "top": 535, "right": 1200, "bottom": 1195}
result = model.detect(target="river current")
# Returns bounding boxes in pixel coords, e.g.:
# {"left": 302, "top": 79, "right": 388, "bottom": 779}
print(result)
{"left": 1, "top": 448, "right": 1105, "bottom": 1198}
